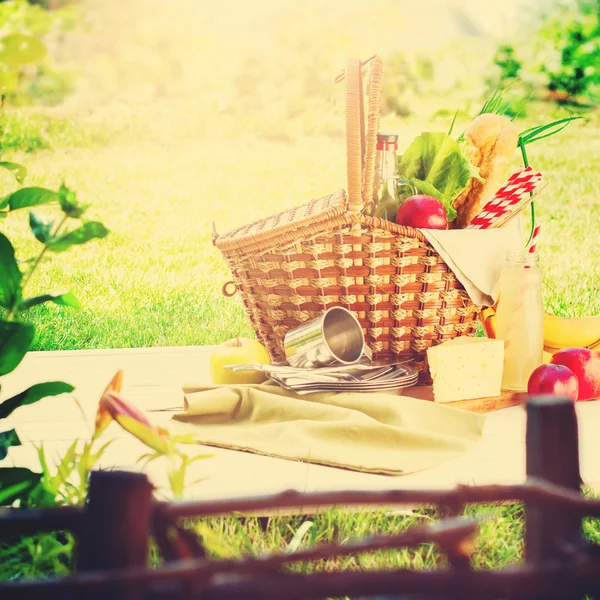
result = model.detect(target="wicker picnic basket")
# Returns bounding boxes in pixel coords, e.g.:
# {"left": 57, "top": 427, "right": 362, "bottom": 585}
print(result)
{"left": 213, "top": 57, "right": 482, "bottom": 382}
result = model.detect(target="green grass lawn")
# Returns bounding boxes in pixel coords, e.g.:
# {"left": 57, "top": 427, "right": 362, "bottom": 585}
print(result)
{"left": 2, "top": 500, "right": 600, "bottom": 584}
{"left": 2, "top": 100, "right": 599, "bottom": 351}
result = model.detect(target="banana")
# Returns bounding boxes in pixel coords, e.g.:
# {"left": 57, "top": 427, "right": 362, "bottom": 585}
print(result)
{"left": 482, "top": 309, "right": 600, "bottom": 354}
{"left": 543, "top": 313, "right": 600, "bottom": 349}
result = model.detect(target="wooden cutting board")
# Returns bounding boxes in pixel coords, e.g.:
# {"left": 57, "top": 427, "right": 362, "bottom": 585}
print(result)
{"left": 400, "top": 385, "right": 527, "bottom": 413}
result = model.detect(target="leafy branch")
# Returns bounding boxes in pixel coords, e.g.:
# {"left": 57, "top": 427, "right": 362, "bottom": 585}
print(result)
{"left": 0, "top": 173, "right": 109, "bottom": 507}
{"left": 1, "top": 183, "right": 109, "bottom": 324}
{"left": 0, "top": 27, "right": 110, "bottom": 509}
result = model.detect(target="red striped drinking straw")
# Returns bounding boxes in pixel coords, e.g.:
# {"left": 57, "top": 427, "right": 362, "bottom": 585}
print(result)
{"left": 524, "top": 223, "right": 541, "bottom": 270}
{"left": 467, "top": 167, "right": 543, "bottom": 230}
{"left": 527, "top": 223, "right": 541, "bottom": 254}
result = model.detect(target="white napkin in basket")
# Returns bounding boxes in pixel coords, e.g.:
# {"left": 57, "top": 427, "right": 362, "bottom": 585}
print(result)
{"left": 418, "top": 219, "right": 523, "bottom": 307}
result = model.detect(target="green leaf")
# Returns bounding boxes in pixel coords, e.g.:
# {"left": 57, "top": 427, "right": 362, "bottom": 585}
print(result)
{"left": 85, "top": 439, "right": 113, "bottom": 469}
{"left": 0, "top": 320, "right": 34, "bottom": 376}
{"left": 55, "top": 439, "right": 78, "bottom": 486}
{"left": 398, "top": 132, "right": 479, "bottom": 221}
{"left": 447, "top": 109, "right": 459, "bottom": 136}
{"left": 187, "top": 453, "right": 213, "bottom": 464}
{"left": 18, "top": 291, "right": 81, "bottom": 312}
{"left": 0, "top": 381, "right": 74, "bottom": 419}
{"left": 519, "top": 116, "right": 584, "bottom": 145}
{"left": 171, "top": 433, "right": 201, "bottom": 445}
{"left": 0, "top": 467, "right": 42, "bottom": 506}
{"left": 0, "top": 194, "right": 10, "bottom": 210}
{"left": 0, "top": 480, "right": 32, "bottom": 506}
{"left": 6, "top": 187, "right": 58, "bottom": 211}
{"left": 476, "top": 79, "right": 515, "bottom": 117}
{"left": 407, "top": 178, "right": 449, "bottom": 200}
{"left": 36, "top": 443, "right": 50, "bottom": 479}
{"left": 0, "top": 33, "right": 47, "bottom": 67}
{"left": 0, "top": 428, "right": 20, "bottom": 460}
{"left": 0, "top": 161, "right": 27, "bottom": 184}
{"left": 0, "top": 232, "right": 22, "bottom": 310}
{"left": 58, "top": 184, "right": 88, "bottom": 218}
{"left": 29, "top": 211, "right": 53, "bottom": 244}
{"left": 47, "top": 221, "right": 110, "bottom": 253}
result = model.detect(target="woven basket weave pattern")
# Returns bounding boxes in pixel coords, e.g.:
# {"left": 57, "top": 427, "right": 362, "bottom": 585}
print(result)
{"left": 222, "top": 208, "right": 479, "bottom": 379}
{"left": 215, "top": 57, "right": 481, "bottom": 381}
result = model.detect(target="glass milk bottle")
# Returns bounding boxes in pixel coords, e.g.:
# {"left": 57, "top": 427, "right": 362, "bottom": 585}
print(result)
{"left": 495, "top": 250, "right": 544, "bottom": 391}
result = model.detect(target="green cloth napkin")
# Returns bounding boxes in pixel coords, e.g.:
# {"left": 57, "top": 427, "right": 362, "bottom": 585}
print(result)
{"left": 172, "top": 384, "right": 486, "bottom": 475}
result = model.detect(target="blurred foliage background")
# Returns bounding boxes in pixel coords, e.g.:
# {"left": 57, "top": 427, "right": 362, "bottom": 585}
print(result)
{"left": 1, "top": 0, "right": 599, "bottom": 141}
{"left": 0, "top": 0, "right": 78, "bottom": 106}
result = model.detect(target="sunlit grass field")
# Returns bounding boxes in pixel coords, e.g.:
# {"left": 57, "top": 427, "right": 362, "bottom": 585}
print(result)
{"left": 2, "top": 99, "right": 598, "bottom": 351}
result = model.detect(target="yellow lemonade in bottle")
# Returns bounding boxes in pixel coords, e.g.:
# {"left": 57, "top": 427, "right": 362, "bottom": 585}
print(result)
{"left": 495, "top": 250, "right": 544, "bottom": 391}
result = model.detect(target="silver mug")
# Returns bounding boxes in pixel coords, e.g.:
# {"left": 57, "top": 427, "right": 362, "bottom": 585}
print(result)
{"left": 284, "top": 307, "right": 366, "bottom": 368}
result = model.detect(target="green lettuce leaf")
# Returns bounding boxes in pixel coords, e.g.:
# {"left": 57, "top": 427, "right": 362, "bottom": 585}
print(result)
{"left": 398, "top": 132, "right": 481, "bottom": 221}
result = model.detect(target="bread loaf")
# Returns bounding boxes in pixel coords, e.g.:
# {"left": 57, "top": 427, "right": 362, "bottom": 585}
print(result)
{"left": 453, "top": 114, "right": 519, "bottom": 228}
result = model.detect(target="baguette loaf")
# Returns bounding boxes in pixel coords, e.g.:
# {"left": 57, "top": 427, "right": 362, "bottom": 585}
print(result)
{"left": 453, "top": 113, "right": 519, "bottom": 228}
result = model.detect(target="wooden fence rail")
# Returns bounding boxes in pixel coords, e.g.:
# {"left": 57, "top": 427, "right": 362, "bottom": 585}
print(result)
{"left": 1, "top": 395, "right": 599, "bottom": 600}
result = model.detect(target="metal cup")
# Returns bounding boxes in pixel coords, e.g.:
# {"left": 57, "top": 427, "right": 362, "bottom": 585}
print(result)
{"left": 284, "top": 307, "right": 365, "bottom": 369}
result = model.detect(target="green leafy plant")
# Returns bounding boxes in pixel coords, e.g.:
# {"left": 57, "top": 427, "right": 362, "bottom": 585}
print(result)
{"left": 32, "top": 436, "right": 114, "bottom": 507}
{"left": 0, "top": 530, "right": 74, "bottom": 580}
{"left": 95, "top": 370, "right": 212, "bottom": 500}
{"left": 475, "top": 80, "right": 529, "bottom": 120}
{"left": 0, "top": 161, "right": 108, "bottom": 506}
{"left": 138, "top": 436, "right": 212, "bottom": 500}
{"left": 535, "top": 1, "right": 600, "bottom": 102}
{"left": 493, "top": 45, "right": 522, "bottom": 81}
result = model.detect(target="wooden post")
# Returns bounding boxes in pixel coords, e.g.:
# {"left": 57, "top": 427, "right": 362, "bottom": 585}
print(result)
{"left": 525, "top": 395, "right": 584, "bottom": 563}
{"left": 77, "top": 470, "right": 154, "bottom": 599}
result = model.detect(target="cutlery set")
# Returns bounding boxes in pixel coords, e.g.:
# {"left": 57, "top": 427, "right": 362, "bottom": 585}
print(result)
{"left": 224, "top": 361, "right": 419, "bottom": 394}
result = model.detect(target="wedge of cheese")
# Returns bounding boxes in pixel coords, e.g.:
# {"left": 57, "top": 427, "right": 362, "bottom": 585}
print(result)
{"left": 427, "top": 337, "right": 504, "bottom": 403}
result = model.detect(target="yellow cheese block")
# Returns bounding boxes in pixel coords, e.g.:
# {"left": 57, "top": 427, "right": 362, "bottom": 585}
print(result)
{"left": 427, "top": 337, "right": 505, "bottom": 403}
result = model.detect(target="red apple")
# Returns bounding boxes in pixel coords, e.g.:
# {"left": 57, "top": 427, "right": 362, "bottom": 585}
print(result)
{"left": 395, "top": 195, "right": 448, "bottom": 230}
{"left": 527, "top": 364, "right": 579, "bottom": 402}
{"left": 550, "top": 348, "right": 600, "bottom": 401}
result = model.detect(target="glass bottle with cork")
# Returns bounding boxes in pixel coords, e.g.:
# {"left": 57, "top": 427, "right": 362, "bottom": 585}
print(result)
{"left": 495, "top": 249, "right": 544, "bottom": 391}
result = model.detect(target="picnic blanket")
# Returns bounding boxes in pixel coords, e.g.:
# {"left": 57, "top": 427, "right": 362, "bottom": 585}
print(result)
{"left": 170, "top": 384, "right": 486, "bottom": 475}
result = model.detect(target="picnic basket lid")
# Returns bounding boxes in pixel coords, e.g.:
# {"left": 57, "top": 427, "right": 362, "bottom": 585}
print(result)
{"left": 213, "top": 57, "right": 385, "bottom": 255}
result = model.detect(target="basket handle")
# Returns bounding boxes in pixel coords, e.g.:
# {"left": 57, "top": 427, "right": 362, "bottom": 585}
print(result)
{"left": 344, "top": 56, "right": 383, "bottom": 215}
{"left": 344, "top": 58, "right": 364, "bottom": 214}
{"left": 362, "top": 57, "right": 383, "bottom": 212}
